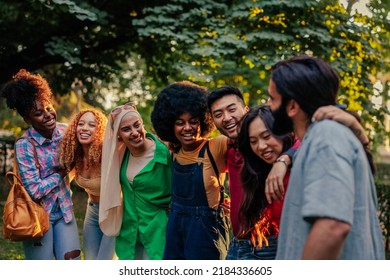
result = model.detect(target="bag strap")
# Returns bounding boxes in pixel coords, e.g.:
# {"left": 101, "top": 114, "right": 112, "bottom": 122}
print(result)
{"left": 9, "top": 137, "right": 43, "bottom": 204}
{"left": 5, "top": 171, "right": 23, "bottom": 186}
{"left": 206, "top": 141, "right": 225, "bottom": 206}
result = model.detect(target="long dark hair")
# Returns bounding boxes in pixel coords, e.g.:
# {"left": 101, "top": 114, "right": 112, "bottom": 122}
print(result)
{"left": 237, "top": 105, "right": 294, "bottom": 235}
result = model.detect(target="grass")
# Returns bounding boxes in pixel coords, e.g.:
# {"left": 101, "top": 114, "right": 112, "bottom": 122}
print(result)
{"left": 0, "top": 175, "right": 87, "bottom": 260}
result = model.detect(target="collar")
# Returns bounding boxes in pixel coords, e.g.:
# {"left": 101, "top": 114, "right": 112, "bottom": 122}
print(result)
{"left": 146, "top": 132, "right": 170, "bottom": 165}
{"left": 25, "top": 124, "right": 59, "bottom": 145}
{"left": 228, "top": 140, "right": 238, "bottom": 150}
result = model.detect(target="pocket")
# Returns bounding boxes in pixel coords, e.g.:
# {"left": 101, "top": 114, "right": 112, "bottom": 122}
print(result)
{"left": 252, "top": 236, "right": 277, "bottom": 260}
{"left": 172, "top": 166, "right": 195, "bottom": 200}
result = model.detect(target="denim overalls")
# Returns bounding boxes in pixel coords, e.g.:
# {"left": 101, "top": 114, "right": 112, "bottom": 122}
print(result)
{"left": 163, "top": 142, "right": 229, "bottom": 260}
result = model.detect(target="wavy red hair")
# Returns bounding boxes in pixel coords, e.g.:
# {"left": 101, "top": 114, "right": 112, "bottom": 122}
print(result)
{"left": 60, "top": 109, "right": 107, "bottom": 174}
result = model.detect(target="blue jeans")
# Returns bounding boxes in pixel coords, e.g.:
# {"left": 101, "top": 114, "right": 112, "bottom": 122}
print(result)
{"left": 83, "top": 200, "right": 116, "bottom": 260}
{"left": 226, "top": 236, "right": 277, "bottom": 260}
{"left": 22, "top": 204, "right": 81, "bottom": 260}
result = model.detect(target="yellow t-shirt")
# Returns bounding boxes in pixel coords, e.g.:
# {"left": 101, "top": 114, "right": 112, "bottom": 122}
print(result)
{"left": 173, "top": 135, "right": 228, "bottom": 209}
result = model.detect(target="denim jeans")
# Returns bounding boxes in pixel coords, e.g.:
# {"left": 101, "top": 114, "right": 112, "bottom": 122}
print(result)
{"left": 164, "top": 203, "right": 230, "bottom": 260}
{"left": 22, "top": 204, "right": 81, "bottom": 260}
{"left": 226, "top": 235, "right": 277, "bottom": 260}
{"left": 83, "top": 200, "right": 116, "bottom": 260}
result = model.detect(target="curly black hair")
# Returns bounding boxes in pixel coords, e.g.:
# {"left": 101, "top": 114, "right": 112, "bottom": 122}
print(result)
{"left": 0, "top": 69, "right": 53, "bottom": 117}
{"left": 151, "top": 81, "right": 215, "bottom": 150}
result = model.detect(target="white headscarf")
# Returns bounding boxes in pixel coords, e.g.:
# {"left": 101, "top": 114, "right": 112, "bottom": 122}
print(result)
{"left": 99, "top": 103, "right": 141, "bottom": 236}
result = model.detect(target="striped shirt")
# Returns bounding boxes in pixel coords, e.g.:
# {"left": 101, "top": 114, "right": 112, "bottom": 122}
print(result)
{"left": 14, "top": 123, "right": 74, "bottom": 223}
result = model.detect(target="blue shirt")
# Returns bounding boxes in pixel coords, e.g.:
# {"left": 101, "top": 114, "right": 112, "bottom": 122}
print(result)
{"left": 276, "top": 120, "right": 385, "bottom": 259}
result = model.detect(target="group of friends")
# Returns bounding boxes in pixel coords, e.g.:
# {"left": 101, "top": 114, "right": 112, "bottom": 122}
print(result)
{"left": 1, "top": 55, "right": 385, "bottom": 260}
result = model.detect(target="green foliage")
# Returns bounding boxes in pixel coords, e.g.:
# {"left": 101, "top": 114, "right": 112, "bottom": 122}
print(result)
{"left": 45, "top": 37, "right": 82, "bottom": 64}
{"left": 0, "top": 0, "right": 388, "bottom": 144}
{"left": 41, "top": 0, "right": 102, "bottom": 21}
{"left": 375, "top": 162, "right": 390, "bottom": 252}
{"left": 133, "top": 0, "right": 389, "bottom": 144}
{"left": 0, "top": 0, "right": 163, "bottom": 107}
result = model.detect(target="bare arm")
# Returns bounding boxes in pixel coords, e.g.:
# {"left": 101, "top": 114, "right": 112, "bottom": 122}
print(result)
{"left": 265, "top": 154, "right": 290, "bottom": 204}
{"left": 301, "top": 218, "right": 351, "bottom": 259}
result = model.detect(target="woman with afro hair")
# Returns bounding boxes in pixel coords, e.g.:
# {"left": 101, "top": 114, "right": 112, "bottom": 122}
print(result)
{"left": 60, "top": 109, "right": 115, "bottom": 259}
{"left": 1, "top": 69, "right": 81, "bottom": 260}
{"left": 151, "top": 81, "right": 231, "bottom": 260}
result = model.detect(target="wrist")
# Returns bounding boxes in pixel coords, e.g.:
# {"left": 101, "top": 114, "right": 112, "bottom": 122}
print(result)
{"left": 275, "top": 157, "right": 289, "bottom": 169}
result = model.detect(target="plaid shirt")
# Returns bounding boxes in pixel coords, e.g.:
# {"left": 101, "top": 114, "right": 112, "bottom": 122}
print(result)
{"left": 14, "top": 123, "right": 74, "bottom": 223}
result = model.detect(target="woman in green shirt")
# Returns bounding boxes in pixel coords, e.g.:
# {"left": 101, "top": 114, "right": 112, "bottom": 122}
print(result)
{"left": 99, "top": 102, "right": 172, "bottom": 259}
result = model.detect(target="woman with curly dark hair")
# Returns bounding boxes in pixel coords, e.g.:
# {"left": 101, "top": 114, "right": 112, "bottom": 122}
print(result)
{"left": 1, "top": 69, "right": 81, "bottom": 260}
{"left": 236, "top": 105, "right": 297, "bottom": 259}
{"left": 151, "top": 81, "right": 230, "bottom": 260}
{"left": 60, "top": 109, "right": 115, "bottom": 259}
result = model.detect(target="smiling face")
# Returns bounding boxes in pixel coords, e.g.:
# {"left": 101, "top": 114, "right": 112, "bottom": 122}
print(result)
{"left": 174, "top": 112, "right": 202, "bottom": 151}
{"left": 210, "top": 94, "right": 248, "bottom": 140}
{"left": 117, "top": 112, "right": 147, "bottom": 151}
{"left": 24, "top": 99, "right": 57, "bottom": 139}
{"left": 76, "top": 111, "right": 97, "bottom": 146}
{"left": 248, "top": 116, "right": 283, "bottom": 164}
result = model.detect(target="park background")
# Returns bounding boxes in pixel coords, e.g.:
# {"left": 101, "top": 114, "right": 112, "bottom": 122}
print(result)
{"left": 0, "top": 0, "right": 389, "bottom": 259}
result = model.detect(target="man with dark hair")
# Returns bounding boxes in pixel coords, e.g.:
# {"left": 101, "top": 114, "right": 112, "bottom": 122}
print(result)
{"left": 208, "top": 86, "right": 295, "bottom": 259}
{"left": 267, "top": 55, "right": 385, "bottom": 259}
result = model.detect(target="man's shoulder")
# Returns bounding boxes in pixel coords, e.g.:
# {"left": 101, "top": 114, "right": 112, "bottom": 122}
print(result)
{"left": 310, "top": 119, "right": 354, "bottom": 140}
{"left": 304, "top": 119, "right": 361, "bottom": 155}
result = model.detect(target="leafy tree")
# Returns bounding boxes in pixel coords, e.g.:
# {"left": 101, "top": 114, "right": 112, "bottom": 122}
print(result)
{"left": 0, "top": 0, "right": 168, "bottom": 108}
{"left": 0, "top": 0, "right": 388, "bottom": 144}
{"left": 0, "top": 0, "right": 169, "bottom": 133}
{"left": 133, "top": 0, "right": 389, "bottom": 145}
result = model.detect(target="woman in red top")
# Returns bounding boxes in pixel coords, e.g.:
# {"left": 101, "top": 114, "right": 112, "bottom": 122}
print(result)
{"left": 233, "top": 105, "right": 297, "bottom": 260}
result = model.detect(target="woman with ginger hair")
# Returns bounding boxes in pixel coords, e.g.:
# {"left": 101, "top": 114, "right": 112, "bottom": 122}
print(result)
{"left": 60, "top": 109, "right": 115, "bottom": 260}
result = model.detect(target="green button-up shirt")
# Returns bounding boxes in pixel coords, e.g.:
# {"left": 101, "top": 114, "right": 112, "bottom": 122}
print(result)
{"left": 116, "top": 133, "right": 172, "bottom": 259}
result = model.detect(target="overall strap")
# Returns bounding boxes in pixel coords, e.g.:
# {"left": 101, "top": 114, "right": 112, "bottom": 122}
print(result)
{"left": 198, "top": 141, "right": 208, "bottom": 158}
{"left": 206, "top": 141, "right": 225, "bottom": 206}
